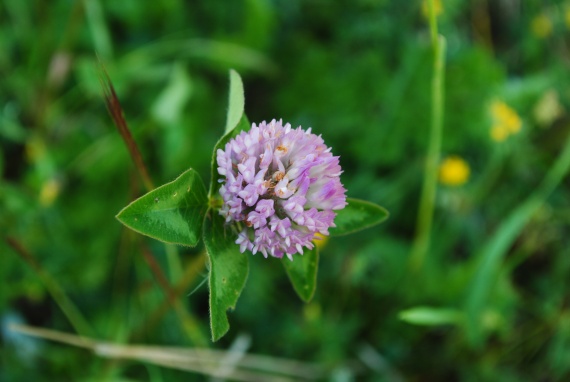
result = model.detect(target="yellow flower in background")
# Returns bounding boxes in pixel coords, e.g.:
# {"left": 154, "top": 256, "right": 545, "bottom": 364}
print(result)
{"left": 489, "top": 100, "right": 522, "bottom": 142}
{"left": 421, "top": 0, "right": 443, "bottom": 19}
{"left": 491, "top": 124, "right": 509, "bottom": 142}
{"left": 533, "top": 89, "right": 564, "bottom": 128}
{"left": 439, "top": 156, "right": 470, "bottom": 186}
{"left": 491, "top": 100, "right": 521, "bottom": 133}
{"left": 531, "top": 14, "right": 552, "bottom": 38}
{"left": 565, "top": 9, "right": 570, "bottom": 29}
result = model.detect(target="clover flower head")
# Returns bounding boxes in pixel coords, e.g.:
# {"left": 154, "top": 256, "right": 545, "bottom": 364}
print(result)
{"left": 216, "top": 119, "right": 347, "bottom": 260}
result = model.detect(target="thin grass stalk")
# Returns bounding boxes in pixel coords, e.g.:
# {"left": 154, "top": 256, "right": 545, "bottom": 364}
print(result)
{"left": 409, "top": 0, "right": 447, "bottom": 271}
{"left": 140, "top": 246, "right": 208, "bottom": 346}
{"left": 10, "top": 324, "right": 325, "bottom": 381}
{"left": 5, "top": 237, "right": 94, "bottom": 337}
{"left": 130, "top": 252, "right": 207, "bottom": 342}
{"left": 97, "top": 59, "right": 154, "bottom": 191}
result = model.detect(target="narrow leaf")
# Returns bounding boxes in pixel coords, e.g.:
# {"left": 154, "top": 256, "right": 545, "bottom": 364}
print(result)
{"left": 116, "top": 169, "right": 208, "bottom": 246}
{"left": 399, "top": 306, "right": 463, "bottom": 326}
{"left": 329, "top": 198, "right": 389, "bottom": 237}
{"left": 465, "top": 129, "right": 570, "bottom": 347}
{"left": 209, "top": 70, "right": 250, "bottom": 199}
{"left": 282, "top": 247, "right": 319, "bottom": 302}
{"left": 208, "top": 114, "right": 251, "bottom": 198}
{"left": 203, "top": 211, "right": 249, "bottom": 341}
{"left": 224, "top": 69, "right": 245, "bottom": 134}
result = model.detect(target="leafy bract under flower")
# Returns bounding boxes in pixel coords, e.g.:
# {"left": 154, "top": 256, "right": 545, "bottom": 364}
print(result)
{"left": 216, "top": 119, "right": 347, "bottom": 260}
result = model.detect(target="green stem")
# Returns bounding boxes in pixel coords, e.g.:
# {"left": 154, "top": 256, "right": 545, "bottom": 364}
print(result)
{"left": 409, "top": 25, "right": 447, "bottom": 271}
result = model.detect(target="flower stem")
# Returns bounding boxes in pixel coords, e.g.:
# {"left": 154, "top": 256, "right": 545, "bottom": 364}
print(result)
{"left": 409, "top": 1, "right": 446, "bottom": 272}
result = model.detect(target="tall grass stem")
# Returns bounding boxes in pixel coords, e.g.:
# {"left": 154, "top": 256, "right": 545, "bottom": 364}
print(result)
{"left": 409, "top": 2, "right": 446, "bottom": 271}
{"left": 6, "top": 237, "right": 94, "bottom": 337}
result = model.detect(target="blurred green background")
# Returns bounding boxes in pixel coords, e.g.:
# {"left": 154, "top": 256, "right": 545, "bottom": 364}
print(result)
{"left": 2, "top": 0, "right": 570, "bottom": 380}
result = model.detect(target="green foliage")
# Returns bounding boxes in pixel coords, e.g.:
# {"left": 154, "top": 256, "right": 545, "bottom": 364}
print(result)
{"left": 116, "top": 168, "right": 208, "bottom": 246}
{"left": 330, "top": 197, "right": 389, "bottom": 237}
{"left": 114, "top": 70, "right": 386, "bottom": 341}
{"left": 208, "top": 70, "right": 251, "bottom": 200}
{"left": 465, "top": 130, "right": 570, "bottom": 346}
{"left": 202, "top": 211, "right": 249, "bottom": 341}
{"left": 3, "top": 0, "right": 570, "bottom": 380}
{"left": 398, "top": 306, "right": 462, "bottom": 326}
{"left": 224, "top": 69, "right": 245, "bottom": 134}
{"left": 282, "top": 247, "right": 319, "bottom": 302}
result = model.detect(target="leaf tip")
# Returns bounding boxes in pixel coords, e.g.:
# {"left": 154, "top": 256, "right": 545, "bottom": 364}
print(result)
{"left": 300, "top": 293, "right": 314, "bottom": 303}
{"left": 115, "top": 209, "right": 126, "bottom": 223}
{"left": 211, "top": 329, "right": 226, "bottom": 342}
{"left": 380, "top": 206, "right": 390, "bottom": 221}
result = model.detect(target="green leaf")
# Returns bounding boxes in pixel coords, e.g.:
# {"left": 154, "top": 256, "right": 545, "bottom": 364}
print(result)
{"left": 399, "top": 306, "right": 463, "bottom": 326}
{"left": 209, "top": 70, "right": 251, "bottom": 199}
{"left": 116, "top": 169, "right": 208, "bottom": 246}
{"left": 203, "top": 211, "right": 249, "bottom": 341}
{"left": 224, "top": 69, "right": 245, "bottom": 134}
{"left": 208, "top": 114, "right": 251, "bottom": 198}
{"left": 329, "top": 198, "right": 389, "bottom": 237}
{"left": 282, "top": 247, "right": 319, "bottom": 302}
